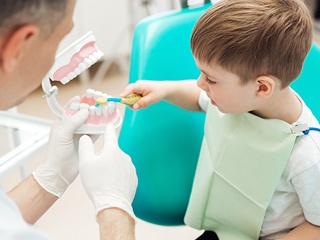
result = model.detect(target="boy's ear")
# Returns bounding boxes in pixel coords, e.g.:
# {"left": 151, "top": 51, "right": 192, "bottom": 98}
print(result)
{"left": 1, "top": 24, "right": 39, "bottom": 73}
{"left": 255, "top": 75, "right": 275, "bottom": 99}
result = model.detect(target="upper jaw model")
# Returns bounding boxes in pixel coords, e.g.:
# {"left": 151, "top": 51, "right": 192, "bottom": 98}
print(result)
{"left": 48, "top": 32, "right": 104, "bottom": 84}
{"left": 42, "top": 31, "right": 121, "bottom": 134}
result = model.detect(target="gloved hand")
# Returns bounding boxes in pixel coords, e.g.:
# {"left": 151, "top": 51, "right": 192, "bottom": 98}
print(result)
{"left": 33, "top": 108, "right": 89, "bottom": 197}
{"left": 78, "top": 124, "right": 138, "bottom": 221}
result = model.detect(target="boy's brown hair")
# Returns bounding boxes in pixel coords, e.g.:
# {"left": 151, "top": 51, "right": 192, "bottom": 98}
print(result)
{"left": 191, "top": 0, "right": 313, "bottom": 88}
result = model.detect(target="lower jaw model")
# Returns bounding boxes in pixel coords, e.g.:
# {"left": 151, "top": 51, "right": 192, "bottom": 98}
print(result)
{"left": 63, "top": 88, "right": 121, "bottom": 133}
{"left": 42, "top": 32, "right": 121, "bottom": 134}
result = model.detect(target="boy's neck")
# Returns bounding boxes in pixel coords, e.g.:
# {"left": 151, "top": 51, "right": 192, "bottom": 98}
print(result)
{"left": 251, "top": 87, "right": 302, "bottom": 124}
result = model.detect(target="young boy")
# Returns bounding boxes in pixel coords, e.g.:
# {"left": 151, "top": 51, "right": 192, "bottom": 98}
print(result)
{"left": 121, "top": 0, "right": 320, "bottom": 239}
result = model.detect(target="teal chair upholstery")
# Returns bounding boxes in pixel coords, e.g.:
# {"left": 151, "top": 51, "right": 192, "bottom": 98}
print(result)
{"left": 119, "top": 0, "right": 320, "bottom": 226}
{"left": 118, "top": 3, "right": 211, "bottom": 226}
{"left": 291, "top": 43, "right": 320, "bottom": 120}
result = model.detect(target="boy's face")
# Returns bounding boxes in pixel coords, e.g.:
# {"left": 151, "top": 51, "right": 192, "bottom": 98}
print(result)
{"left": 196, "top": 59, "right": 259, "bottom": 114}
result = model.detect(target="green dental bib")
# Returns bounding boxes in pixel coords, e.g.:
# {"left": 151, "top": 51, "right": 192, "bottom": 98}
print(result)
{"left": 184, "top": 105, "right": 302, "bottom": 240}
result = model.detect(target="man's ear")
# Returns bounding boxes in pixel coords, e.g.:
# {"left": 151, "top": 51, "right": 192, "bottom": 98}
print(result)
{"left": 255, "top": 75, "right": 275, "bottom": 99}
{"left": 1, "top": 25, "right": 39, "bottom": 73}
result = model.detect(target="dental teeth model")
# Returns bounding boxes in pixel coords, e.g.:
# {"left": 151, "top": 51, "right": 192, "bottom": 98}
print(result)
{"left": 42, "top": 32, "right": 122, "bottom": 134}
{"left": 64, "top": 89, "right": 121, "bottom": 133}
{"left": 49, "top": 32, "right": 104, "bottom": 84}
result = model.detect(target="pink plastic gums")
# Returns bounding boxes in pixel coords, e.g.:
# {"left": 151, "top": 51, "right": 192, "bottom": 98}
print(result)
{"left": 52, "top": 41, "right": 99, "bottom": 81}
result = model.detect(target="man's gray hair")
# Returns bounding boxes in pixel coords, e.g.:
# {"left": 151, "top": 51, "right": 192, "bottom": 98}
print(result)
{"left": 0, "top": 0, "right": 68, "bottom": 37}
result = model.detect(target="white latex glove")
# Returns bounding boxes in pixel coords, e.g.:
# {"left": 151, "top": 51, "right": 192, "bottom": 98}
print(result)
{"left": 33, "top": 109, "right": 89, "bottom": 197}
{"left": 78, "top": 124, "right": 138, "bottom": 221}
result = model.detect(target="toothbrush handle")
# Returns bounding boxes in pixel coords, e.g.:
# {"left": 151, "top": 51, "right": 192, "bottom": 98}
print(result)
{"left": 120, "top": 94, "right": 142, "bottom": 105}
{"left": 106, "top": 97, "right": 122, "bottom": 103}
{"left": 106, "top": 95, "right": 142, "bottom": 106}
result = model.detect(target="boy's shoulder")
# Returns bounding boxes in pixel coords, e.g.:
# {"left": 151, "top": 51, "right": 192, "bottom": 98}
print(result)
{"left": 285, "top": 90, "right": 320, "bottom": 168}
{"left": 285, "top": 130, "right": 320, "bottom": 181}
{"left": 288, "top": 102, "right": 320, "bottom": 177}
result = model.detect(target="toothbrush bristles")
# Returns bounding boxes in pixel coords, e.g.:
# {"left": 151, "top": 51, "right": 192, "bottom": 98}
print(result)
{"left": 95, "top": 97, "right": 108, "bottom": 105}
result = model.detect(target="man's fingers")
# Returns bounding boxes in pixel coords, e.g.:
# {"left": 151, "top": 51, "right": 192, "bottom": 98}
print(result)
{"left": 62, "top": 109, "right": 89, "bottom": 134}
{"left": 79, "top": 135, "right": 94, "bottom": 163}
{"left": 102, "top": 124, "right": 118, "bottom": 153}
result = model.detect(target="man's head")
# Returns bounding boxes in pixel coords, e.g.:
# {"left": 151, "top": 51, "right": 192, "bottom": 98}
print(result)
{"left": 0, "top": 0, "right": 67, "bottom": 38}
{"left": 191, "top": 0, "right": 313, "bottom": 88}
{"left": 0, "top": 0, "right": 76, "bottom": 110}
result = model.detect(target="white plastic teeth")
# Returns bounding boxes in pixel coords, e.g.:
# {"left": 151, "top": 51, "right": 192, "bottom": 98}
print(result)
{"left": 59, "top": 49, "right": 104, "bottom": 84}
{"left": 68, "top": 89, "right": 116, "bottom": 116}
{"left": 69, "top": 100, "right": 116, "bottom": 116}
{"left": 85, "top": 88, "right": 112, "bottom": 100}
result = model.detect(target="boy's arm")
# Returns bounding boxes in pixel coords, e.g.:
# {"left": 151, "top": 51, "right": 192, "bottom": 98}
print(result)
{"left": 164, "top": 80, "right": 202, "bottom": 111}
{"left": 277, "top": 221, "right": 320, "bottom": 240}
{"left": 121, "top": 80, "right": 202, "bottom": 112}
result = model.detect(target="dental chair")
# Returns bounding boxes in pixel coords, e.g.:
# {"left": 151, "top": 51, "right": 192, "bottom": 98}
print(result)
{"left": 119, "top": 0, "right": 320, "bottom": 226}
{"left": 291, "top": 43, "right": 320, "bottom": 120}
{"left": 119, "top": 1, "right": 210, "bottom": 226}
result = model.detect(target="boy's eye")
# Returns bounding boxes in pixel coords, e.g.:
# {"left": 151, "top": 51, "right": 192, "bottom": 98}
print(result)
{"left": 205, "top": 77, "right": 216, "bottom": 85}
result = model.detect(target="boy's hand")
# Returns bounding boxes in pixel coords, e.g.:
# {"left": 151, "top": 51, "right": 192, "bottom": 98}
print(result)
{"left": 120, "top": 80, "right": 167, "bottom": 110}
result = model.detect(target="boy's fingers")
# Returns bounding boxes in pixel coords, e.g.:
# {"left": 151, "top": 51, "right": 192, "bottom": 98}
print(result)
{"left": 120, "top": 84, "right": 135, "bottom": 97}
